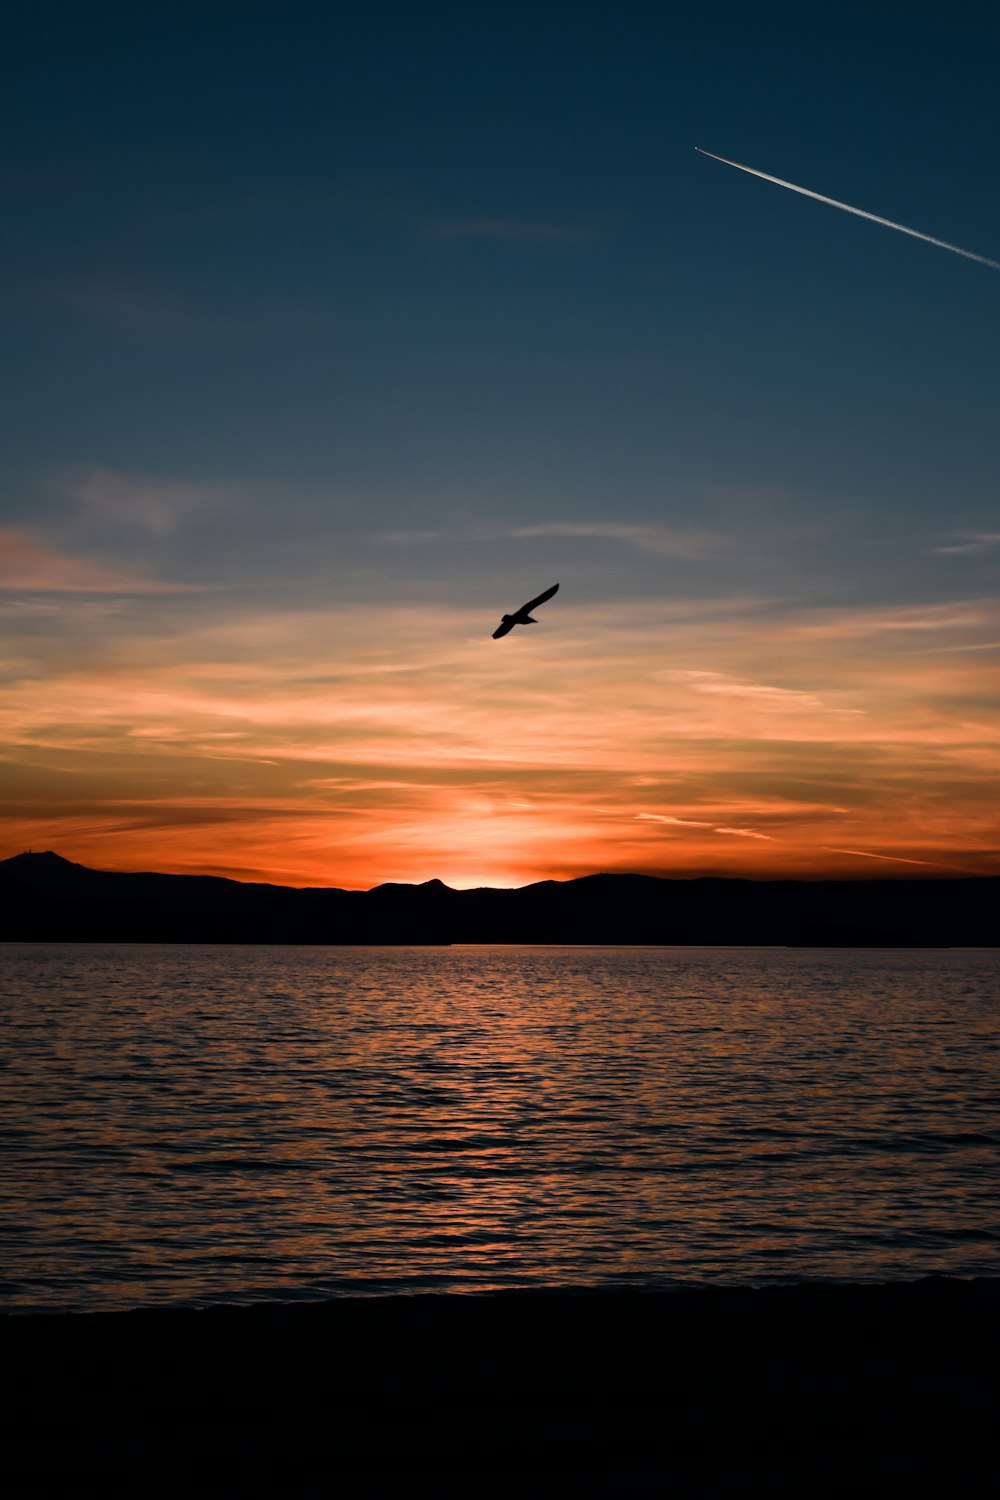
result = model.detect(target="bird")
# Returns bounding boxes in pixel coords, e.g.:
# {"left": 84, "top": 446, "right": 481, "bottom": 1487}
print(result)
{"left": 492, "top": 583, "right": 559, "bottom": 639}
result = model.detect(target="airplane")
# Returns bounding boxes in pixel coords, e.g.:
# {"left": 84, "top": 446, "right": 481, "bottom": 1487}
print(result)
{"left": 492, "top": 582, "right": 560, "bottom": 639}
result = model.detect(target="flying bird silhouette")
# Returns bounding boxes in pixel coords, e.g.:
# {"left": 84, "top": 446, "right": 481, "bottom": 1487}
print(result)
{"left": 492, "top": 582, "right": 560, "bottom": 639}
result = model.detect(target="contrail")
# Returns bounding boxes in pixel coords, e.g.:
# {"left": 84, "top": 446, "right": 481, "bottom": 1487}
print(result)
{"left": 696, "top": 147, "right": 1000, "bottom": 270}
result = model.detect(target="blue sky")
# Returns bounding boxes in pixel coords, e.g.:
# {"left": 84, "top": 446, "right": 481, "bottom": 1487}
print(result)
{"left": 2, "top": 1, "right": 998, "bottom": 884}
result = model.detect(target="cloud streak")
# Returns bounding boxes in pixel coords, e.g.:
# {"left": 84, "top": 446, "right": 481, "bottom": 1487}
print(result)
{"left": 822, "top": 847, "right": 946, "bottom": 869}
{"left": 696, "top": 148, "right": 1000, "bottom": 270}
{"left": 935, "top": 533, "right": 1000, "bottom": 556}
{"left": 636, "top": 813, "right": 711, "bottom": 827}
{"left": 503, "top": 521, "right": 723, "bottom": 557}
{"left": 2, "top": 591, "right": 997, "bottom": 886}
{"left": 72, "top": 469, "right": 235, "bottom": 536}
{"left": 714, "top": 826, "right": 775, "bottom": 841}
{"left": 0, "top": 527, "right": 197, "bottom": 594}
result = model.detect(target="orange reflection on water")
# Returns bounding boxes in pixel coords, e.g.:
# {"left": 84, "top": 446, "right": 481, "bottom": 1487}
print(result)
{"left": 5, "top": 942, "right": 1000, "bottom": 1309}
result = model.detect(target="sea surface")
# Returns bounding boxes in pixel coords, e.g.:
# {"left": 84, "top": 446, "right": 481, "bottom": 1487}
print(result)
{"left": 2, "top": 942, "right": 998, "bottom": 1312}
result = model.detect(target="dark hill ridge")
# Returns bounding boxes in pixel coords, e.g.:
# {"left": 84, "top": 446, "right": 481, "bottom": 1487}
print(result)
{"left": 1, "top": 851, "right": 996, "bottom": 945}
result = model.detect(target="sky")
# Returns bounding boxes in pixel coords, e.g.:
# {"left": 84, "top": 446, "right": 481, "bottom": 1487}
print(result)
{"left": 2, "top": 0, "right": 998, "bottom": 887}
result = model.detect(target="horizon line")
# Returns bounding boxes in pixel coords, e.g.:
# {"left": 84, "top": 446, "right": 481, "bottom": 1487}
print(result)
{"left": 4, "top": 848, "right": 993, "bottom": 891}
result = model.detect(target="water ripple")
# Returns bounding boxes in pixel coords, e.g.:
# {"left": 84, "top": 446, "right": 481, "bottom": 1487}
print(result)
{"left": 2, "top": 942, "right": 998, "bottom": 1310}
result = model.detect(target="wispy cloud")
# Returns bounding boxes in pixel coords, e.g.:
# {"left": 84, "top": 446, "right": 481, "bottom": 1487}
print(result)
{"left": 376, "top": 519, "right": 724, "bottom": 558}
{"left": 714, "top": 826, "right": 775, "bottom": 841}
{"left": 0, "top": 527, "right": 196, "bottom": 594}
{"left": 822, "top": 847, "right": 946, "bottom": 868}
{"left": 693, "top": 679, "right": 826, "bottom": 709}
{"left": 71, "top": 468, "right": 237, "bottom": 536}
{"left": 792, "top": 601, "right": 999, "bottom": 640}
{"left": 504, "top": 521, "right": 723, "bottom": 557}
{"left": 2, "top": 591, "right": 998, "bottom": 885}
{"left": 636, "top": 813, "right": 711, "bottom": 827}
{"left": 912, "top": 639, "right": 1000, "bottom": 655}
{"left": 639, "top": 812, "right": 774, "bottom": 841}
{"left": 935, "top": 532, "right": 1000, "bottom": 556}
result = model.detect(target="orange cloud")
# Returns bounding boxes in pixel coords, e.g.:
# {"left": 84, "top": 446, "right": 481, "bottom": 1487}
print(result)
{"left": 0, "top": 527, "right": 195, "bottom": 593}
{"left": 1, "top": 594, "right": 998, "bottom": 886}
{"left": 714, "top": 827, "right": 775, "bottom": 840}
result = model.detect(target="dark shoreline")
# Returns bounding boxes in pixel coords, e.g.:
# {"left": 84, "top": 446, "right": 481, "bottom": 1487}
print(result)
{"left": 4, "top": 852, "right": 998, "bottom": 945}
{"left": 6, "top": 1278, "right": 997, "bottom": 1494}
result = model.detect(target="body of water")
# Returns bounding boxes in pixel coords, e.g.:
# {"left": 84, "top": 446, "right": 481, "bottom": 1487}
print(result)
{"left": 2, "top": 942, "right": 998, "bottom": 1311}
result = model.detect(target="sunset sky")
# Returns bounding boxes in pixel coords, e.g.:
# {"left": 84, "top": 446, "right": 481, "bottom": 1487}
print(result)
{"left": 3, "top": 2, "right": 998, "bottom": 887}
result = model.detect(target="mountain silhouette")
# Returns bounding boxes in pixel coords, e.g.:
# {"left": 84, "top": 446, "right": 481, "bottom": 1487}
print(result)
{"left": 1, "top": 851, "right": 996, "bottom": 945}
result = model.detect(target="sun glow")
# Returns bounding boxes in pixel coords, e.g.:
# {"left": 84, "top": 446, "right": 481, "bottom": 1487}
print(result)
{"left": 2, "top": 593, "right": 998, "bottom": 886}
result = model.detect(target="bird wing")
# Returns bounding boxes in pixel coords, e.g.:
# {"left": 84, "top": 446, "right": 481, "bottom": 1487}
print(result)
{"left": 520, "top": 582, "right": 559, "bottom": 613}
{"left": 492, "top": 619, "right": 515, "bottom": 639}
